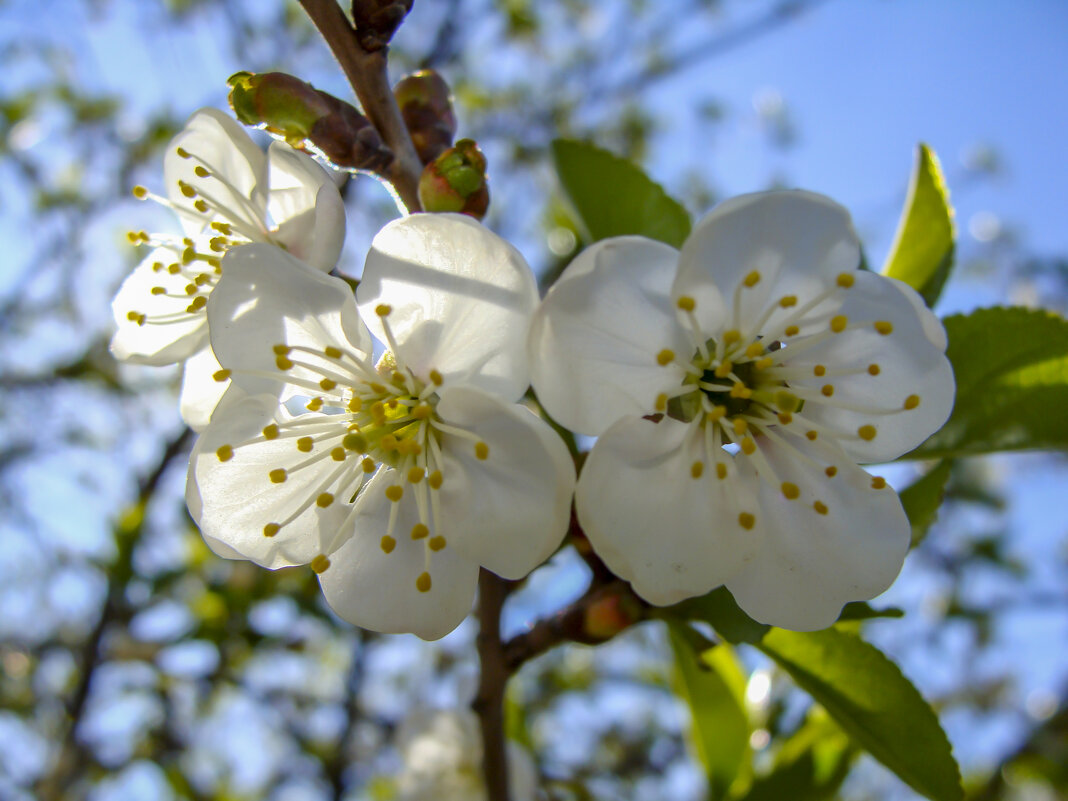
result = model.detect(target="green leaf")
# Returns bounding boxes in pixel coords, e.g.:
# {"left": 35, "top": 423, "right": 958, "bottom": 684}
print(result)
{"left": 910, "top": 307, "right": 1068, "bottom": 458}
{"left": 669, "top": 586, "right": 770, "bottom": 644}
{"left": 551, "top": 139, "right": 691, "bottom": 247}
{"left": 899, "top": 460, "right": 953, "bottom": 546}
{"left": 882, "top": 144, "right": 955, "bottom": 306}
{"left": 668, "top": 628, "right": 750, "bottom": 799}
{"left": 758, "top": 628, "right": 962, "bottom": 801}
{"left": 837, "top": 601, "right": 905, "bottom": 621}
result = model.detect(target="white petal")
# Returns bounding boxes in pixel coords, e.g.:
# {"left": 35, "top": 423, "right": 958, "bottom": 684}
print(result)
{"left": 892, "top": 277, "right": 948, "bottom": 350}
{"left": 110, "top": 247, "right": 209, "bottom": 365}
{"left": 358, "top": 214, "right": 538, "bottom": 401}
{"left": 164, "top": 108, "right": 267, "bottom": 238}
{"left": 188, "top": 393, "right": 353, "bottom": 568}
{"left": 266, "top": 142, "right": 345, "bottom": 272}
{"left": 208, "top": 244, "right": 372, "bottom": 399}
{"left": 725, "top": 433, "right": 909, "bottom": 630}
{"left": 786, "top": 271, "right": 954, "bottom": 462}
{"left": 529, "top": 237, "right": 693, "bottom": 436}
{"left": 575, "top": 416, "right": 757, "bottom": 605}
{"left": 179, "top": 346, "right": 230, "bottom": 431}
{"left": 435, "top": 386, "right": 575, "bottom": 579}
{"left": 674, "top": 190, "right": 861, "bottom": 335}
{"left": 319, "top": 471, "right": 479, "bottom": 640}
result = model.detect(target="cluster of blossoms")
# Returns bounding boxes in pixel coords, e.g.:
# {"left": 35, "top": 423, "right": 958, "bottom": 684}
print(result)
{"left": 112, "top": 109, "right": 953, "bottom": 639}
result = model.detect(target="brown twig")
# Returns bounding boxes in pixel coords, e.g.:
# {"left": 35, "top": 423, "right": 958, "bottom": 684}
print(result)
{"left": 473, "top": 569, "right": 513, "bottom": 801}
{"left": 297, "top": 0, "right": 423, "bottom": 211}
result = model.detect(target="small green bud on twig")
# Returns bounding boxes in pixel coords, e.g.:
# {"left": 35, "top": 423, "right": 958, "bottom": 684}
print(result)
{"left": 418, "top": 138, "right": 489, "bottom": 219}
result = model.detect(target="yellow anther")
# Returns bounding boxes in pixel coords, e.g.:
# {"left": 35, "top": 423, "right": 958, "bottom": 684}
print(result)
{"left": 830, "top": 315, "right": 848, "bottom": 333}
{"left": 836, "top": 272, "right": 855, "bottom": 288}
{"left": 216, "top": 445, "right": 233, "bottom": 462}
{"left": 738, "top": 512, "right": 756, "bottom": 530}
{"left": 813, "top": 500, "right": 829, "bottom": 515}
{"left": 263, "top": 523, "right": 280, "bottom": 537}
{"left": 784, "top": 325, "right": 800, "bottom": 337}
{"left": 184, "top": 283, "right": 197, "bottom": 295}
{"left": 399, "top": 440, "right": 422, "bottom": 456}
{"left": 416, "top": 572, "right": 432, "bottom": 593}
{"left": 779, "top": 295, "right": 798, "bottom": 308}
{"left": 151, "top": 261, "right": 164, "bottom": 272}
{"left": 781, "top": 482, "right": 800, "bottom": 500}
{"left": 714, "top": 360, "right": 734, "bottom": 379}
{"left": 273, "top": 344, "right": 291, "bottom": 356}
{"left": 208, "top": 238, "right": 227, "bottom": 254}
{"left": 306, "top": 397, "right": 323, "bottom": 412}
{"left": 874, "top": 320, "right": 894, "bottom": 335}
{"left": 475, "top": 441, "right": 490, "bottom": 460}
{"left": 740, "top": 437, "right": 756, "bottom": 455}
{"left": 276, "top": 356, "right": 294, "bottom": 370}
{"left": 385, "top": 485, "right": 404, "bottom": 502}
{"left": 411, "top": 523, "right": 429, "bottom": 540}
{"left": 412, "top": 403, "right": 433, "bottom": 420}
{"left": 369, "top": 382, "right": 388, "bottom": 394}
{"left": 690, "top": 461, "right": 704, "bottom": 479}
{"left": 167, "top": 263, "right": 181, "bottom": 274}
{"left": 806, "top": 430, "right": 818, "bottom": 441}
{"left": 193, "top": 165, "right": 210, "bottom": 178}
{"left": 676, "top": 295, "right": 696, "bottom": 312}
{"left": 375, "top": 304, "right": 392, "bottom": 317}
{"left": 316, "top": 493, "right": 334, "bottom": 508}
{"left": 386, "top": 399, "right": 399, "bottom": 410}
{"left": 331, "top": 447, "right": 346, "bottom": 461}
{"left": 858, "top": 425, "right": 877, "bottom": 441}
{"left": 182, "top": 246, "right": 196, "bottom": 265}
{"left": 868, "top": 364, "right": 881, "bottom": 376}
{"left": 777, "top": 412, "right": 793, "bottom": 425}
{"left": 813, "top": 364, "right": 826, "bottom": 377}
{"left": 269, "top": 468, "right": 287, "bottom": 483}
{"left": 380, "top": 434, "right": 398, "bottom": 451}
{"left": 343, "top": 433, "right": 367, "bottom": 451}
{"left": 297, "top": 436, "right": 314, "bottom": 452}
{"left": 730, "top": 383, "right": 752, "bottom": 399}
{"left": 194, "top": 273, "right": 210, "bottom": 286}
{"left": 706, "top": 405, "right": 727, "bottom": 423}
{"left": 656, "top": 349, "right": 675, "bottom": 366}
{"left": 126, "top": 311, "right": 146, "bottom": 325}
{"left": 262, "top": 425, "right": 279, "bottom": 440}
{"left": 745, "top": 342, "right": 764, "bottom": 358}
{"left": 429, "top": 536, "right": 447, "bottom": 552}
{"left": 825, "top": 465, "right": 838, "bottom": 478}
{"left": 362, "top": 457, "right": 376, "bottom": 473}
{"left": 178, "top": 180, "right": 196, "bottom": 198}
{"left": 320, "top": 378, "right": 337, "bottom": 391}
{"left": 407, "top": 467, "right": 425, "bottom": 484}
{"left": 743, "top": 270, "right": 761, "bottom": 288}
{"left": 322, "top": 346, "right": 342, "bottom": 359}
{"left": 132, "top": 185, "right": 148, "bottom": 199}
{"left": 211, "top": 222, "right": 232, "bottom": 235}
{"left": 821, "top": 384, "right": 834, "bottom": 397}
{"left": 722, "top": 329, "right": 741, "bottom": 345}
{"left": 904, "top": 394, "right": 921, "bottom": 410}
{"left": 126, "top": 231, "right": 140, "bottom": 244}
{"left": 311, "top": 555, "right": 331, "bottom": 574}
{"left": 428, "top": 470, "right": 444, "bottom": 489}
{"left": 213, "top": 369, "right": 231, "bottom": 382}
{"left": 186, "top": 296, "right": 207, "bottom": 313}
{"left": 871, "top": 476, "right": 887, "bottom": 490}
{"left": 176, "top": 146, "right": 190, "bottom": 158}
{"left": 655, "top": 393, "right": 668, "bottom": 412}
{"left": 774, "top": 390, "right": 800, "bottom": 413}
{"left": 755, "top": 356, "right": 774, "bottom": 370}
{"left": 732, "top": 418, "right": 748, "bottom": 435}
{"left": 429, "top": 369, "right": 444, "bottom": 386}
{"left": 194, "top": 200, "right": 209, "bottom": 213}
{"left": 716, "top": 463, "right": 728, "bottom": 480}
{"left": 380, "top": 535, "right": 396, "bottom": 554}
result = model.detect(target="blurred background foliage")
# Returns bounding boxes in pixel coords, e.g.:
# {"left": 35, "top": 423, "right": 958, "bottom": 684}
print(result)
{"left": 0, "top": 1, "right": 1065, "bottom": 799}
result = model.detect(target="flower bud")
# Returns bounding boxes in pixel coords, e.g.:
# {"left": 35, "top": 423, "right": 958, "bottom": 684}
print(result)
{"left": 351, "top": 0, "right": 413, "bottom": 51}
{"left": 227, "top": 71, "right": 393, "bottom": 173}
{"left": 394, "top": 70, "right": 457, "bottom": 163}
{"left": 418, "top": 139, "right": 489, "bottom": 219}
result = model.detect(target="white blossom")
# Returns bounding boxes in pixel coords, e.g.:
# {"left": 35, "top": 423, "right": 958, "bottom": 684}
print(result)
{"left": 110, "top": 107, "right": 344, "bottom": 429}
{"left": 187, "top": 214, "right": 575, "bottom": 640}
{"left": 529, "top": 190, "right": 955, "bottom": 630}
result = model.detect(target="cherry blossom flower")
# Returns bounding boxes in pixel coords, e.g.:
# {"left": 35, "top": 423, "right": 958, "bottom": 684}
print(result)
{"left": 110, "top": 107, "right": 344, "bottom": 428}
{"left": 187, "top": 214, "right": 575, "bottom": 640}
{"left": 529, "top": 190, "right": 954, "bottom": 630}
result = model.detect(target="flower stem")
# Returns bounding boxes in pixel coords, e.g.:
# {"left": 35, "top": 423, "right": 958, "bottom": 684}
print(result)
{"left": 474, "top": 568, "right": 512, "bottom": 801}
{"left": 297, "top": 0, "right": 424, "bottom": 212}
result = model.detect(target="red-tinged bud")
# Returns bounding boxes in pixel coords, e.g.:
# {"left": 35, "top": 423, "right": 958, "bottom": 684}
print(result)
{"left": 418, "top": 139, "right": 489, "bottom": 219}
{"left": 227, "top": 71, "right": 393, "bottom": 174}
{"left": 584, "top": 591, "right": 644, "bottom": 641}
{"left": 351, "top": 0, "right": 413, "bottom": 51}
{"left": 394, "top": 70, "right": 457, "bottom": 163}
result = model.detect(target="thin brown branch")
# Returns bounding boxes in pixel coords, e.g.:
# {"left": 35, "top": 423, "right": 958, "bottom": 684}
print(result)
{"left": 298, "top": 0, "right": 423, "bottom": 211}
{"left": 473, "top": 569, "right": 512, "bottom": 801}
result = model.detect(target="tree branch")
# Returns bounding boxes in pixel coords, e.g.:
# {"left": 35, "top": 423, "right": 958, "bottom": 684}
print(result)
{"left": 298, "top": 0, "right": 423, "bottom": 211}
{"left": 473, "top": 569, "right": 512, "bottom": 801}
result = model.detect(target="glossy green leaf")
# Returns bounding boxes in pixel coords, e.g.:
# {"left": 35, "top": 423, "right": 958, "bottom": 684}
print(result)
{"left": 911, "top": 307, "right": 1068, "bottom": 458}
{"left": 758, "top": 628, "right": 962, "bottom": 801}
{"left": 551, "top": 139, "right": 691, "bottom": 247}
{"left": 669, "top": 586, "right": 770, "bottom": 644}
{"left": 669, "top": 628, "right": 749, "bottom": 799}
{"left": 882, "top": 144, "right": 955, "bottom": 306}
{"left": 899, "top": 460, "right": 953, "bottom": 546}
